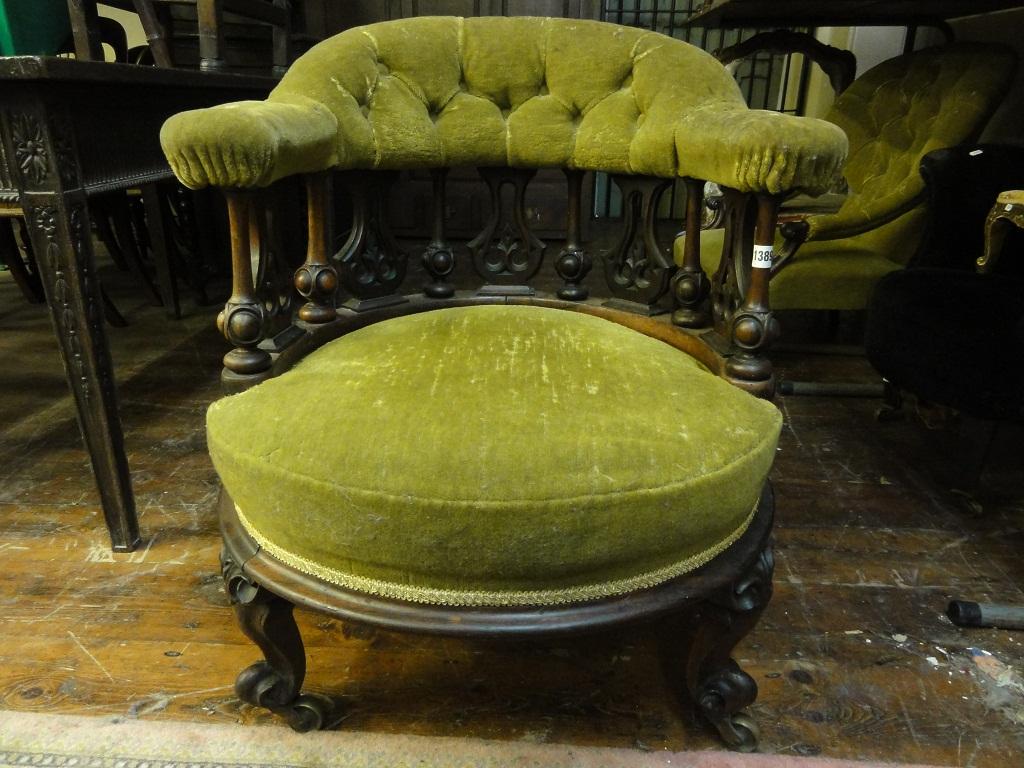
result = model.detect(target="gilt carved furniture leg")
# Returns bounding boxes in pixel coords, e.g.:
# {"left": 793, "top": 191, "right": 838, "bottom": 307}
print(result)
{"left": 221, "top": 550, "right": 331, "bottom": 732}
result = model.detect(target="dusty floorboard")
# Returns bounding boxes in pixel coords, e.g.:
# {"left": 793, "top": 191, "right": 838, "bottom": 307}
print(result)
{"left": 1, "top": 255, "right": 1023, "bottom": 766}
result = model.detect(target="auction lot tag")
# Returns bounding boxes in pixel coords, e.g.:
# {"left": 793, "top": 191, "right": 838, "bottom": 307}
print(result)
{"left": 752, "top": 245, "right": 773, "bottom": 268}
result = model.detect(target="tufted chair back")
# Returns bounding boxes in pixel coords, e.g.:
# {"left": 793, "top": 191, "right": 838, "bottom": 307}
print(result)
{"left": 161, "top": 16, "right": 847, "bottom": 195}
{"left": 273, "top": 16, "right": 743, "bottom": 176}
{"left": 806, "top": 43, "right": 1016, "bottom": 253}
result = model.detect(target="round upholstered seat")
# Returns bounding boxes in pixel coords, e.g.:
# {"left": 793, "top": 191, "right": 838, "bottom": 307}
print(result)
{"left": 207, "top": 306, "right": 781, "bottom": 607}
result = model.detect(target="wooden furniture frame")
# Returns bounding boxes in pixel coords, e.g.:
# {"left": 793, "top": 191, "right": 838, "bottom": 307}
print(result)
{"left": 221, "top": 479, "right": 775, "bottom": 748}
{"left": 0, "top": 56, "right": 272, "bottom": 551}
{"left": 207, "top": 153, "right": 789, "bottom": 748}
{"left": 69, "top": 0, "right": 294, "bottom": 76}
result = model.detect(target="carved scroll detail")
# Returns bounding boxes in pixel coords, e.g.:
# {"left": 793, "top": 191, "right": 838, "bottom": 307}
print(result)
{"left": 468, "top": 167, "right": 546, "bottom": 284}
{"left": 686, "top": 541, "right": 774, "bottom": 752}
{"left": 602, "top": 175, "right": 675, "bottom": 311}
{"left": 220, "top": 548, "right": 332, "bottom": 732}
{"left": 335, "top": 171, "right": 406, "bottom": 300}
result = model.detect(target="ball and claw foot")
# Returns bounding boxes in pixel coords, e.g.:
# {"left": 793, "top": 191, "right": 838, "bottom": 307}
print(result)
{"left": 236, "top": 661, "right": 333, "bottom": 732}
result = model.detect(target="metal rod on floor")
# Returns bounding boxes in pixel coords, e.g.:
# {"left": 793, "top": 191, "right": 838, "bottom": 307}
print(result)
{"left": 778, "top": 381, "right": 886, "bottom": 397}
{"left": 947, "top": 600, "right": 1024, "bottom": 631}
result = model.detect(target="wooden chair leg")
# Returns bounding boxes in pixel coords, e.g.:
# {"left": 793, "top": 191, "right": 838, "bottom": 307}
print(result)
{"left": 141, "top": 184, "right": 181, "bottom": 319}
{"left": 131, "top": 0, "right": 175, "bottom": 68}
{"left": 658, "top": 522, "right": 774, "bottom": 753}
{"left": 221, "top": 550, "right": 332, "bottom": 731}
{"left": 684, "top": 542, "right": 774, "bottom": 752}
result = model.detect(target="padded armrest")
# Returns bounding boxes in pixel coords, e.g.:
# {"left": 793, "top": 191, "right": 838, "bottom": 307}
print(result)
{"left": 675, "top": 106, "right": 847, "bottom": 196}
{"left": 801, "top": 181, "right": 923, "bottom": 242}
{"left": 160, "top": 96, "right": 338, "bottom": 189}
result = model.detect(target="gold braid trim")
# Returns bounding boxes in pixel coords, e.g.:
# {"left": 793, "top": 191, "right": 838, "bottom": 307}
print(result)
{"left": 235, "top": 503, "right": 757, "bottom": 608}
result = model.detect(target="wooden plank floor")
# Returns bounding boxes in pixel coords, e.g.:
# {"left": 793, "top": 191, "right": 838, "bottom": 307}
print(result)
{"left": 1, "top": 255, "right": 1023, "bottom": 766}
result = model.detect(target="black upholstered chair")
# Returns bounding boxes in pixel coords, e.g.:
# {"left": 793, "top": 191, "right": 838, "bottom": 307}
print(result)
{"left": 865, "top": 145, "right": 1024, "bottom": 424}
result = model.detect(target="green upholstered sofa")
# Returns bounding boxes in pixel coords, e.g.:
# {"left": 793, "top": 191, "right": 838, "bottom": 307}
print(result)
{"left": 675, "top": 43, "right": 1016, "bottom": 312}
{"left": 161, "top": 16, "right": 848, "bottom": 750}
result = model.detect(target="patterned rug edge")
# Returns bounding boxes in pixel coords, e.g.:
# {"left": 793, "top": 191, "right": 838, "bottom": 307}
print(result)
{"left": 0, "top": 710, "right": 942, "bottom": 768}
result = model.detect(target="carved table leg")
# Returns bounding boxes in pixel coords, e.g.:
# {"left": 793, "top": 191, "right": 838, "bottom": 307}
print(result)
{"left": 685, "top": 544, "right": 774, "bottom": 752}
{"left": 221, "top": 550, "right": 332, "bottom": 731}
{"left": 10, "top": 101, "right": 140, "bottom": 551}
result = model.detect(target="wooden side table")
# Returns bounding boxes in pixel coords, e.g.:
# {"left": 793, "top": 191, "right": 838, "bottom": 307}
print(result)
{"left": 0, "top": 56, "right": 271, "bottom": 550}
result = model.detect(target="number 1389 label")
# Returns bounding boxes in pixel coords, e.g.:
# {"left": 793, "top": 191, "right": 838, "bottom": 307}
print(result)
{"left": 752, "top": 245, "right": 773, "bottom": 269}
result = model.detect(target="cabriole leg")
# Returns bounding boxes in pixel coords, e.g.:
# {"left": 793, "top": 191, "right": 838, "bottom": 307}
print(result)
{"left": 686, "top": 544, "right": 774, "bottom": 752}
{"left": 221, "top": 550, "right": 331, "bottom": 731}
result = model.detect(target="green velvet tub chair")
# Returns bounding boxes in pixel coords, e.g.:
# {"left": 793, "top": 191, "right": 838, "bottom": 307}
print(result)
{"left": 160, "top": 15, "right": 848, "bottom": 750}
{"left": 675, "top": 43, "right": 1016, "bottom": 313}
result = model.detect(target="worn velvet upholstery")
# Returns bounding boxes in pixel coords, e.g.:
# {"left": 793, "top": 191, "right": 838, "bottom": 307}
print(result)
{"left": 207, "top": 306, "right": 782, "bottom": 607}
{"left": 160, "top": 16, "right": 847, "bottom": 194}
{"left": 675, "top": 43, "right": 1016, "bottom": 310}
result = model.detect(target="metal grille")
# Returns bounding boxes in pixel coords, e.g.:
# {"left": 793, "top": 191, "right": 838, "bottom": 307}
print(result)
{"left": 595, "top": 0, "right": 812, "bottom": 219}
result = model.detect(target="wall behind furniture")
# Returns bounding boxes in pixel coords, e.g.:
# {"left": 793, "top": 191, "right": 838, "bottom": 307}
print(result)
{"left": 98, "top": 3, "right": 146, "bottom": 51}
{"left": 951, "top": 8, "right": 1024, "bottom": 145}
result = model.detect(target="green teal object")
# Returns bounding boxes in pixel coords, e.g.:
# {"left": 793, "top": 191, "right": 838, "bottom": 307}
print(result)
{"left": 207, "top": 306, "right": 782, "bottom": 607}
{"left": 0, "top": 0, "right": 70, "bottom": 56}
{"left": 676, "top": 43, "right": 1017, "bottom": 311}
{"left": 160, "top": 16, "right": 848, "bottom": 194}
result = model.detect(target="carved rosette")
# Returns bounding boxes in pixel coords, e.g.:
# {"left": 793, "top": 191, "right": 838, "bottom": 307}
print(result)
{"left": 9, "top": 112, "right": 79, "bottom": 190}
{"left": 11, "top": 113, "right": 49, "bottom": 185}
